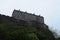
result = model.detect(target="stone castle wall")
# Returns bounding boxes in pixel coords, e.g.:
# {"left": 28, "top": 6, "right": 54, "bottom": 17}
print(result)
{"left": 12, "top": 10, "right": 44, "bottom": 23}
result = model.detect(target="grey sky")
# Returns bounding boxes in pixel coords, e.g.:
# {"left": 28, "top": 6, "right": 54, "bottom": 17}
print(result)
{"left": 0, "top": 0, "right": 60, "bottom": 34}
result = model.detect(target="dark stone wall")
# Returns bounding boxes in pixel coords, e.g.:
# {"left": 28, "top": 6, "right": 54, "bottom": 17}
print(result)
{"left": 12, "top": 10, "right": 44, "bottom": 23}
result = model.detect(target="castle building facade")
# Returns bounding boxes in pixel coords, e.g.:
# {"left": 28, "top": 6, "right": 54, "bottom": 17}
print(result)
{"left": 12, "top": 9, "right": 44, "bottom": 24}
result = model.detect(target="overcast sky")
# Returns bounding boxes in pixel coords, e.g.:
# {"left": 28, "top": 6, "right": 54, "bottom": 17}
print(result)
{"left": 0, "top": 0, "right": 60, "bottom": 34}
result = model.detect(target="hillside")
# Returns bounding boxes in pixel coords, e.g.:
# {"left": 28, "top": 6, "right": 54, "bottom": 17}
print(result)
{"left": 0, "top": 14, "right": 56, "bottom": 40}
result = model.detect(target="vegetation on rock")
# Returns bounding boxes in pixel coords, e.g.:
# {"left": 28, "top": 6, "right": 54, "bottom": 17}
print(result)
{"left": 0, "top": 14, "right": 59, "bottom": 40}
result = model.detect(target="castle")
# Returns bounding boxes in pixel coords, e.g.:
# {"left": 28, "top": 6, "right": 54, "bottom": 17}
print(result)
{"left": 12, "top": 9, "right": 44, "bottom": 24}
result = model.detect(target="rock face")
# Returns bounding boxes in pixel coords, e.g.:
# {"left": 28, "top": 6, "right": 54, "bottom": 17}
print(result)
{"left": 12, "top": 9, "right": 44, "bottom": 24}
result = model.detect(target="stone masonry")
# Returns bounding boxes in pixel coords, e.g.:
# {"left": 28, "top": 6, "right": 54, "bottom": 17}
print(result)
{"left": 12, "top": 9, "right": 44, "bottom": 24}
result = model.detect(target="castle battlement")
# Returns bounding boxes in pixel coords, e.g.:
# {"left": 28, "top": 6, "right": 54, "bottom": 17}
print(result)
{"left": 12, "top": 9, "right": 44, "bottom": 23}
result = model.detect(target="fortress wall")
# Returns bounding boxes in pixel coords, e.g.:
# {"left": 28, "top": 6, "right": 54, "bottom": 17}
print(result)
{"left": 12, "top": 10, "right": 44, "bottom": 23}
{"left": 12, "top": 10, "right": 25, "bottom": 20}
{"left": 24, "top": 13, "right": 37, "bottom": 21}
{"left": 37, "top": 16, "right": 44, "bottom": 23}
